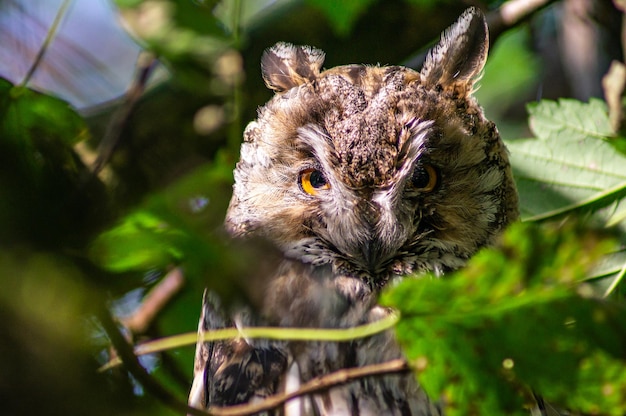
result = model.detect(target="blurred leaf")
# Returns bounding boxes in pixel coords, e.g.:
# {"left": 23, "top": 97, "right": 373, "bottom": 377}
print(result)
{"left": 0, "top": 78, "right": 88, "bottom": 146}
{"left": 587, "top": 249, "right": 626, "bottom": 298}
{"left": 90, "top": 211, "right": 187, "bottom": 272}
{"left": 90, "top": 161, "right": 232, "bottom": 273}
{"left": 0, "top": 249, "right": 127, "bottom": 415}
{"left": 0, "top": 77, "right": 105, "bottom": 246}
{"left": 475, "top": 27, "right": 539, "bottom": 137}
{"left": 382, "top": 222, "right": 626, "bottom": 415}
{"left": 114, "top": 0, "right": 245, "bottom": 99}
{"left": 117, "top": 0, "right": 230, "bottom": 71}
{"left": 89, "top": 157, "right": 284, "bottom": 306}
{"left": 307, "top": 0, "right": 377, "bottom": 36}
{"left": 506, "top": 99, "right": 626, "bottom": 223}
{"left": 404, "top": 0, "right": 445, "bottom": 8}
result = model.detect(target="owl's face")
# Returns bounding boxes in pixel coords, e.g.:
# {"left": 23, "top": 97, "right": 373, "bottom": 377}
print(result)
{"left": 226, "top": 9, "right": 518, "bottom": 286}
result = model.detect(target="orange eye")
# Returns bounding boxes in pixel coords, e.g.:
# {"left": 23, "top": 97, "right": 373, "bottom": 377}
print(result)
{"left": 410, "top": 164, "right": 438, "bottom": 192}
{"left": 299, "top": 168, "right": 330, "bottom": 195}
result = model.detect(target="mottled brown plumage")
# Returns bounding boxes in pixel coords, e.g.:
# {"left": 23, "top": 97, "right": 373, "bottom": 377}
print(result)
{"left": 189, "top": 7, "right": 518, "bottom": 415}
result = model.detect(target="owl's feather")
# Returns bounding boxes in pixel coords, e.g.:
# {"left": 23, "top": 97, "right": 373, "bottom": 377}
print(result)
{"left": 420, "top": 7, "right": 489, "bottom": 92}
{"left": 188, "top": 291, "right": 287, "bottom": 411}
{"left": 190, "top": 7, "right": 518, "bottom": 415}
{"left": 261, "top": 42, "right": 325, "bottom": 92}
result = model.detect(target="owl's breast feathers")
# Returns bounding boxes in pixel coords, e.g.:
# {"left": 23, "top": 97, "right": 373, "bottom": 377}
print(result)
{"left": 189, "top": 292, "right": 288, "bottom": 409}
{"left": 190, "top": 263, "right": 442, "bottom": 415}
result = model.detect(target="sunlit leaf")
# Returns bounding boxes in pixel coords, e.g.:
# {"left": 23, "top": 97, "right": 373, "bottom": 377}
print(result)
{"left": 476, "top": 26, "right": 539, "bottom": 138}
{"left": 506, "top": 99, "right": 626, "bottom": 222}
{"left": 90, "top": 211, "right": 187, "bottom": 272}
{"left": 527, "top": 99, "right": 613, "bottom": 142}
{"left": 89, "top": 162, "right": 231, "bottom": 273}
{"left": 382, "top": 222, "right": 626, "bottom": 415}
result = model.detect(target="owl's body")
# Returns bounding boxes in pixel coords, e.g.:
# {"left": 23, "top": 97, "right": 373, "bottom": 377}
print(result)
{"left": 189, "top": 7, "right": 518, "bottom": 415}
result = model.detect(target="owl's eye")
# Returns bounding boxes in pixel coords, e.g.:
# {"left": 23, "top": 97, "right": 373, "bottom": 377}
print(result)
{"left": 299, "top": 168, "right": 330, "bottom": 195}
{"left": 410, "top": 164, "right": 438, "bottom": 192}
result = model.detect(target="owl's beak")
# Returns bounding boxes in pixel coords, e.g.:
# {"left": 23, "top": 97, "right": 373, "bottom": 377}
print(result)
{"left": 356, "top": 199, "right": 409, "bottom": 274}
{"left": 359, "top": 219, "right": 392, "bottom": 273}
{"left": 361, "top": 239, "right": 376, "bottom": 269}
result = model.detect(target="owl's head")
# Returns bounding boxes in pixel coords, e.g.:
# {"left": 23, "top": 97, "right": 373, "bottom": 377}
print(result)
{"left": 226, "top": 7, "right": 518, "bottom": 286}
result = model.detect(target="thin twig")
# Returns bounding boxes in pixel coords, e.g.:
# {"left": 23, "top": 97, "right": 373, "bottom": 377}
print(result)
{"left": 92, "top": 52, "right": 158, "bottom": 174}
{"left": 20, "top": 0, "right": 72, "bottom": 87}
{"left": 98, "top": 302, "right": 212, "bottom": 416}
{"left": 204, "top": 359, "right": 411, "bottom": 416}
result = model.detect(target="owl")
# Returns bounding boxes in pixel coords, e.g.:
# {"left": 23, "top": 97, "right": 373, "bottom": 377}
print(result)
{"left": 189, "top": 7, "right": 518, "bottom": 415}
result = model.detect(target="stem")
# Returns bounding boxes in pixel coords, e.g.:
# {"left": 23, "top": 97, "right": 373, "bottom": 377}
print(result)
{"left": 99, "top": 312, "right": 399, "bottom": 372}
{"left": 92, "top": 53, "right": 157, "bottom": 174}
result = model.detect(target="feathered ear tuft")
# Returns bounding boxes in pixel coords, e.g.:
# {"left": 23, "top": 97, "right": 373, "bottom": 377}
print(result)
{"left": 420, "top": 7, "right": 489, "bottom": 93}
{"left": 261, "top": 42, "right": 325, "bottom": 93}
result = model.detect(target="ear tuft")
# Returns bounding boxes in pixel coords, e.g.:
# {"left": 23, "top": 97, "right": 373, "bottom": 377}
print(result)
{"left": 261, "top": 42, "right": 325, "bottom": 93}
{"left": 420, "top": 7, "right": 489, "bottom": 92}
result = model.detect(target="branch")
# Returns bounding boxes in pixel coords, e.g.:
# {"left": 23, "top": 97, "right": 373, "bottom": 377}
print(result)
{"left": 121, "top": 267, "right": 185, "bottom": 334}
{"left": 486, "top": 0, "right": 557, "bottom": 46}
{"left": 98, "top": 301, "right": 212, "bottom": 416}
{"left": 204, "top": 359, "right": 411, "bottom": 416}
{"left": 92, "top": 52, "right": 158, "bottom": 174}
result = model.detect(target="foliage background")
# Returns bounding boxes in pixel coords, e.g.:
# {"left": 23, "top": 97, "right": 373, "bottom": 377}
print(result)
{"left": 0, "top": 0, "right": 625, "bottom": 415}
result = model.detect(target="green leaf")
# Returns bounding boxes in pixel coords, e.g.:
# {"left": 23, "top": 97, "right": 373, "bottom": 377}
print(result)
{"left": 89, "top": 211, "right": 187, "bottom": 272}
{"left": 89, "top": 159, "right": 277, "bottom": 305}
{"left": 0, "top": 77, "right": 103, "bottom": 245}
{"left": 404, "top": 0, "right": 445, "bottom": 8}
{"left": 307, "top": 0, "right": 377, "bottom": 36}
{"left": 89, "top": 162, "right": 232, "bottom": 273}
{"left": 506, "top": 99, "right": 626, "bottom": 222}
{"left": 0, "top": 78, "right": 88, "bottom": 147}
{"left": 528, "top": 98, "right": 613, "bottom": 142}
{"left": 476, "top": 27, "right": 539, "bottom": 124}
{"left": 382, "top": 222, "right": 626, "bottom": 415}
